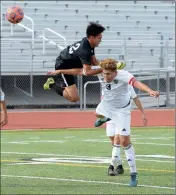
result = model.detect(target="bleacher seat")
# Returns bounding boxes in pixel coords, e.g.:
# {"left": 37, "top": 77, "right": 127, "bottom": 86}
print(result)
{"left": 1, "top": 0, "right": 175, "bottom": 73}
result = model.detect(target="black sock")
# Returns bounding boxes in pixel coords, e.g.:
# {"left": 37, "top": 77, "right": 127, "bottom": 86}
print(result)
{"left": 52, "top": 84, "right": 64, "bottom": 96}
{"left": 49, "top": 83, "right": 55, "bottom": 89}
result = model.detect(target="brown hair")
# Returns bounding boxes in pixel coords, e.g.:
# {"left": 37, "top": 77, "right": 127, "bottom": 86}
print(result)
{"left": 99, "top": 58, "right": 118, "bottom": 72}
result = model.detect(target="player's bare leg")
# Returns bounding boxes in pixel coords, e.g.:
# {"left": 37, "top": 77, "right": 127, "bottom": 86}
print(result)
{"left": 120, "top": 135, "right": 138, "bottom": 187}
{"left": 44, "top": 78, "right": 79, "bottom": 102}
{"left": 63, "top": 84, "right": 79, "bottom": 102}
{"left": 109, "top": 136, "right": 114, "bottom": 145}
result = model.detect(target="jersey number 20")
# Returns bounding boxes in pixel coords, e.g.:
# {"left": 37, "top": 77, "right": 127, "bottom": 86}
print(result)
{"left": 69, "top": 43, "right": 81, "bottom": 54}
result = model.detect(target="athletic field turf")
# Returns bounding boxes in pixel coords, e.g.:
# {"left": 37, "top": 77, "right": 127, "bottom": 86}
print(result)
{"left": 1, "top": 127, "right": 175, "bottom": 194}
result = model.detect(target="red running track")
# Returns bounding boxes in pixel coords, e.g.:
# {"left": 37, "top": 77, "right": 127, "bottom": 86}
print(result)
{"left": 1, "top": 109, "right": 175, "bottom": 130}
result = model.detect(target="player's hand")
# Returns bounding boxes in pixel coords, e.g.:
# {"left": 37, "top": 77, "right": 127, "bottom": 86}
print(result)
{"left": 116, "top": 62, "right": 126, "bottom": 70}
{"left": 149, "top": 90, "right": 159, "bottom": 98}
{"left": 47, "top": 70, "right": 60, "bottom": 75}
{"left": 0, "top": 115, "right": 8, "bottom": 127}
{"left": 142, "top": 114, "right": 148, "bottom": 126}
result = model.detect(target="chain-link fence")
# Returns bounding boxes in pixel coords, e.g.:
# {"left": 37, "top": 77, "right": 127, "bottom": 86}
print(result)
{"left": 1, "top": 69, "right": 175, "bottom": 109}
{"left": 83, "top": 69, "right": 175, "bottom": 109}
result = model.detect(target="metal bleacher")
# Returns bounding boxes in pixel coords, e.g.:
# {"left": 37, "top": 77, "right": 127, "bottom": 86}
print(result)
{"left": 1, "top": 0, "right": 175, "bottom": 73}
{"left": 0, "top": 1, "right": 175, "bottom": 108}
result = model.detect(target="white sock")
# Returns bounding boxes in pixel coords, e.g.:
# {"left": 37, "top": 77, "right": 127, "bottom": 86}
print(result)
{"left": 124, "top": 143, "right": 137, "bottom": 173}
{"left": 117, "top": 146, "right": 122, "bottom": 166}
{"left": 110, "top": 144, "right": 121, "bottom": 168}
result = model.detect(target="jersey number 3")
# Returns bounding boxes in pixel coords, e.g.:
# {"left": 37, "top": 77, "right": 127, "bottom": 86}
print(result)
{"left": 106, "top": 84, "right": 111, "bottom": 90}
{"left": 69, "top": 43, "right": 81, "bottom": 54}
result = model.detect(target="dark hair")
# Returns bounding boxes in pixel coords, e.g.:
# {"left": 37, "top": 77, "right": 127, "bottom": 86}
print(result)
{"left": 86, "top": 22, "right": 105, "bottom": 37}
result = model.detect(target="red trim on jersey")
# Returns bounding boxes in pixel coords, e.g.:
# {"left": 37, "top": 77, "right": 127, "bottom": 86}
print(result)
{"left": 128, "top": 77, "right": 136, "bottom": 86}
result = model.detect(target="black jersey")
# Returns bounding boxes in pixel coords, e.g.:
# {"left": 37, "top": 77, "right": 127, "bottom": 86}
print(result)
{"left": 58, "top": 37, "right": 95, "bottom": 69}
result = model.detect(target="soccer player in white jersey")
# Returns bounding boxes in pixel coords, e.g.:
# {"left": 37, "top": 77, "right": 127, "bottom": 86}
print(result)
{"left": 95, "top": 58, "right": 159, "bottom": 187}
{"left": 105, "top": 85, "right": 147, "bottom": 176}
{"left": 0, "top": 87, "right": 8, "bottom": 127}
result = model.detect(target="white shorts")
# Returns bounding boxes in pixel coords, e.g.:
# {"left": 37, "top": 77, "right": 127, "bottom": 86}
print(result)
{"left": 106, "top": 121, "right": 116, "bottom": 137}
{"left": 96, "top": 102, "right": 131, "bottom": 136}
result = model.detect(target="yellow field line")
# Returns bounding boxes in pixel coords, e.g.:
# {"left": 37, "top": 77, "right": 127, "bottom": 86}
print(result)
{"left": 1, "top": 160, "right": 174, "bottom": 173}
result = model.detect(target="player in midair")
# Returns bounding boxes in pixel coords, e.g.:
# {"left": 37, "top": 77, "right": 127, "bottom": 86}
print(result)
{"left": 43, "top": 22, "right": 105, "bottom": 102}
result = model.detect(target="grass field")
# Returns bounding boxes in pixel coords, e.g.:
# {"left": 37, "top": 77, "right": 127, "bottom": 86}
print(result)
{"left": 1, "top": 127, "right": 175, "bottom": 194}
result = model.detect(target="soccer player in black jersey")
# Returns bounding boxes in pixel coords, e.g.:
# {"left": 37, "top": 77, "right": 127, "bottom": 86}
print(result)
{"left": 43, "top": 22, "right": 105, "bottom": 102}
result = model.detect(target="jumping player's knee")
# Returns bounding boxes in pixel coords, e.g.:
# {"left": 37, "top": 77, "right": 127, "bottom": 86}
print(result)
{"left": 70, "top": 96, "right": 80, "bottom": 102}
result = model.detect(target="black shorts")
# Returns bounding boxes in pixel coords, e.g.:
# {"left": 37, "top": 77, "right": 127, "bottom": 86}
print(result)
{"left": 54, "top": 74, "right": 75, "bottom": 88}
{"left": 54, "top": 56, "right": 79, "bottom": 87}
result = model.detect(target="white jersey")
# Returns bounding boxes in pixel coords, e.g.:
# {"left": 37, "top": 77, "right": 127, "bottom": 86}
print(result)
{"left": 98, "top": 70, "right": 134, "bottom": 109}
{"left": 0, "top": 87, "right": 5, "bottom": 101}
{"left": 129, "top": 85, "right": 137, "bottom": 99}
{"left": 101, "top": 83, "right": 137, "bottom": 99}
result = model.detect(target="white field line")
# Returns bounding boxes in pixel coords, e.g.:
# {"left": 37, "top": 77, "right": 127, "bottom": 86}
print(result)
{"left": 4, "top": 159, "right": 174, "bottom": 165}
{"left": 82, "top": 139, "right": 174, "bottom": 146}
{"left": 132, "top": 159, "right": 174, "bottom": 163}
{"left": 64, "top": 136, "right": 76, "bottom": 139}
{"left": 1, "top": 140, "right": 65, "bottom": 144}
{"left": 1, "top": 152, "right": 109, "bottom": 158}
{"left": 1, "top": 152, "right": 174, "bottom": 164}
{"left": 29, "top": 137, "right": 40, "bottom": 140}
{"left": 1, "top": 139, "right": 174, "bottom": 146}
{"left": 132, "top": 137, "right": 174, "bottom": 140}
{"left": 134, "top": 142, "right": 174, "bottom": 146}
{"left": 1, "top": 175, "right": 175, "bottom": 190}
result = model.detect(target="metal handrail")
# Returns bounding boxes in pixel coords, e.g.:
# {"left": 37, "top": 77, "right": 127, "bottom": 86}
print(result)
{"left": 42, "top": 28, "right": 67, "bottom": 55}
{"left": 10, "top": 15, "right": 34, "bottom": 47}
{"left": 83, "top": 68, "right": 175, "bottom": 109}
{"left": 0, "top": 3, "right": 3, "bottom": 31}
{"left": 83, "top": 81, "right": 101, "bottom": 110}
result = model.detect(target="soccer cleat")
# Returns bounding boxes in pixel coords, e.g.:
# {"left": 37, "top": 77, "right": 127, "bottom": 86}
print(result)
{"left": 116, "top": 164, "right": 124, "bottom": 174}
{"left": 129, "top": 172, "right": 138, "bottom": 187}
{"left": 108, "top": 165, "right": 117, "bottom": 176}
{"left": 43, "top": 77, "right": 55, "bottom": 90}
{"left": 94, "top": 117, "right": 111, "bottom": 127}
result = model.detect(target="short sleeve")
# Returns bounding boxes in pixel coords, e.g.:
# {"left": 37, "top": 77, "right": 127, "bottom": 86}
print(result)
{"left": 129, "top": 85, "right": 137, "bottom": 98}
{"left": 79, "top": 48, "right": 94, "bottom": 65}
{"left": 0, "top": 88, "right": 5, "bottom": 101}
{"left": 117, "top": 70, "right": 136, "bottom": 85}
{"left": 80, "top": 54, "right": 92, "bottom": 65}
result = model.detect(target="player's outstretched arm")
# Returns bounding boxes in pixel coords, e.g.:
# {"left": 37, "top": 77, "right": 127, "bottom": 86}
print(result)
{"left": 133, "top": 80, "right": 159, "bottom": 98}
{"left": 133, "top": 97, "right": 148, "bottom": 126}
{"left": 83, "top": 64, "right": 102, "bottom": 76}
{"left": 47, "top": 68, "right": 83, "bottom": 76}
{"left": 91, "top": 55, "right": 100, "bottom": 65}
